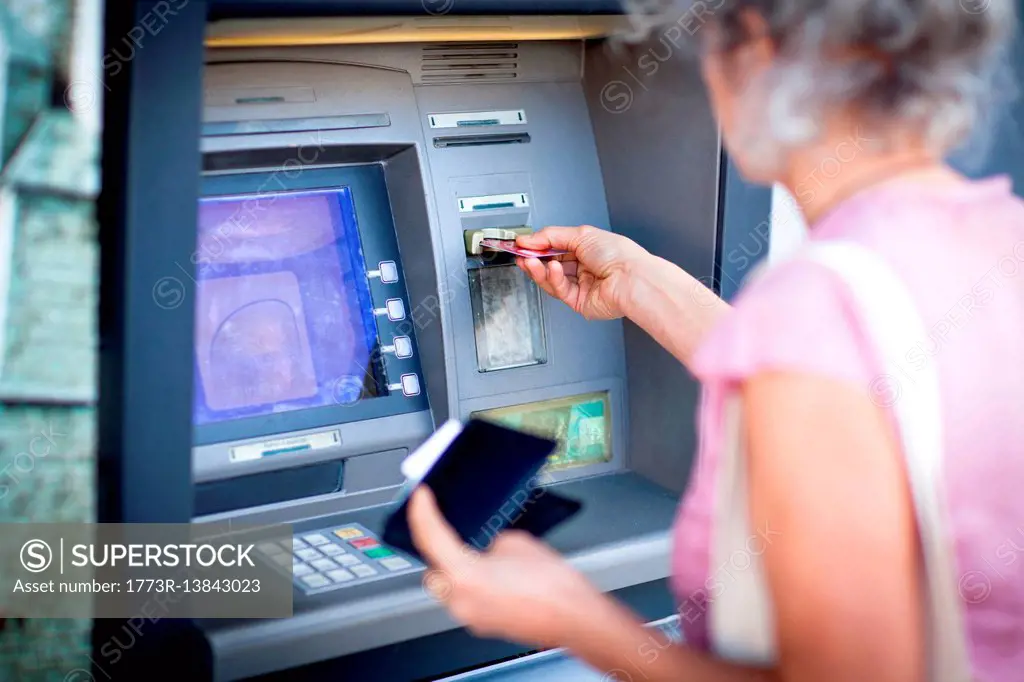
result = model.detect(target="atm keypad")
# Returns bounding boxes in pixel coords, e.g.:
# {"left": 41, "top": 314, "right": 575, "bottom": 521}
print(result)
{"left": 265, "top": 522, "right": 422, "bottom": 594}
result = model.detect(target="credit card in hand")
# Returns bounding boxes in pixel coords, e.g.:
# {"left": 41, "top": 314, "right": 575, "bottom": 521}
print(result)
{"left": 479, "top": 238, "right": 569, "bottom": 259}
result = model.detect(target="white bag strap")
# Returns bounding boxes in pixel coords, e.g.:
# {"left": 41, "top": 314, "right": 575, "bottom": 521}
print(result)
{"left": 709, "top": 242, "right": 971, "bottom": 681}
{"left": 799, "top": 242, "right": 970, "bottom": 682}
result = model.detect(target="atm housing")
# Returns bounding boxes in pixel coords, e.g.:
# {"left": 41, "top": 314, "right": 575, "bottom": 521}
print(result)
{"left": 194, "top": 16, "right": 723, "bottom": 682}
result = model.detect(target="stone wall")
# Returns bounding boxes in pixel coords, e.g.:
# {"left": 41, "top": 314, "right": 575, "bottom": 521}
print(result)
{"left": 0, "top": 0, "right": 99, "bottom": 680}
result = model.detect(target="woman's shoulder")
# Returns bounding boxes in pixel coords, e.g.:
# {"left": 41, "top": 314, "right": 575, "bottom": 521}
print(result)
{"left": 691, "top": 253, "right": 880, "bottom": 387}
{"left": 693, "top": 175, "right": 1024, "bottom": 387}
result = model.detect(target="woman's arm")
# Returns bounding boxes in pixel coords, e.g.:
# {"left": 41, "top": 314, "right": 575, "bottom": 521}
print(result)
{"left": 620, "top": 253, "right": 731, "bottom": 368}
{"left": 516, "top": 226, "right": 730, "bottom": 371}
{"left": 743, "top": 372, "right": 925, "bottom": 682}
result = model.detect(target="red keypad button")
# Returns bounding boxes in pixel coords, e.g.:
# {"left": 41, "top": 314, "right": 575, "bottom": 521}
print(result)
{"left": 349, "top": 537, "right": 378, "bottom": 549}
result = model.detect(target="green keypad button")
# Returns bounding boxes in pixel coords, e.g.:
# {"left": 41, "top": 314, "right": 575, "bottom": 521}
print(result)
{"left": 363, "top": 547, "right": 394, "bottom": 559}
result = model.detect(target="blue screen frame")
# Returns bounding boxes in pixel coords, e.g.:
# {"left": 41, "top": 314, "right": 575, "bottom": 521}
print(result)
{"left": 194, "top": 163, "right": 429, "bottom": 447}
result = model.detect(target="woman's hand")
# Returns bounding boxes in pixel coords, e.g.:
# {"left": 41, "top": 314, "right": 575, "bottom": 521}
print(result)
{"left": 515, "top": 226, "right": 650, "bottom": 321}
{"left": 407, "top": 486, "right": 602, "bottom": 649}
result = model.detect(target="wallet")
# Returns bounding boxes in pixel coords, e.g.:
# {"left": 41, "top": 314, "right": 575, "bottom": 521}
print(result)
{"left": 381, "top": 419, "right": 583, "bottom": 560}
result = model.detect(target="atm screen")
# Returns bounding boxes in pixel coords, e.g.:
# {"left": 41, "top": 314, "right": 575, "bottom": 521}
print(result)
{"left": 192, "top": 188, "right": 382, "bottom": 426}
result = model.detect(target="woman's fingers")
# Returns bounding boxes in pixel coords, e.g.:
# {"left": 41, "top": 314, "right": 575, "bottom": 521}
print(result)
{"left": 544, "top": 260, "right": 576, "bottom": 304}
{"left": 408, "top": 486, "right": 472, "bottom": 574}
{"left": 521, "top": 257, "right": 579, "bottom": 307}
{"left": 516, "top": 226, "right": 581, "bottom": 252}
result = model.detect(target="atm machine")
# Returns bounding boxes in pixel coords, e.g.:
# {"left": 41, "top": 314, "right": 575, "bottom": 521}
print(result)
{"left": 109, "top": 3, "right": 763, "bottom": 680}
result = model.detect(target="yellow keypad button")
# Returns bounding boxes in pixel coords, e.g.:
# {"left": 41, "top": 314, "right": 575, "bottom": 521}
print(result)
{"left": 333, "top": 527, "right": 364, "bottom": 540}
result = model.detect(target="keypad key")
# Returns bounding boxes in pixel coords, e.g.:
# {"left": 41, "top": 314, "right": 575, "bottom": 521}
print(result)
{"left": 272, "top": 553, "right": 292, "bottom": 567}
{"left": 311, "top": 558, "right": 339, "bottom": 572}
{"left": 303, "top": 533, "right": 330, "bottom": 546}
{"left": 295, "top": 548, "right": 322, "bottom": 562}
{"left": 258, "top": 542, "right": 284, "bottom": 556}
{"left": 380, "top": 557, "right": 412, "bottom": 571}
{"left": 334, "top": 527, "right": 363, "bottom": 540}
{"left": 350, "top": 564, "right": 377, "bottom": 578}
{"left": 350, "top": 537, "right": 377, "bottom": 549}
{"left": 363, "top": 547, "right": 394, "bottom": 559}
{"left": 293, "top": 563, "right": 314, "bottom": 577}
{"left": 292, "top": 538, "right": 308, "bottom": 551}
{"left": 300, "top": 574, "right": 330, "bottom": 589}
{"left": 319, "top": 544, "right": 344, "bottom": 557}
{"left": 326, "top": 569, "right": 355, "bottom": 583}
{"left": 336, "top": 554, "right": 361, "bottom": 567}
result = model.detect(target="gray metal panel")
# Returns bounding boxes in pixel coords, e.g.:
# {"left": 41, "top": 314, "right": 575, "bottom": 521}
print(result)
{"left": 582, "top": 41, "right": 722, "bottom": 495}
{"left": 193, "top": 406, "right": 432, "bottom": 483}
{"left": 205, "top": 42, "right": 584, "bottom": 86}
{"left": 344, "top": 447, "right": 408, "bottom": 490}
{"left": 413, "top": 82, "right": 628, "bottom": 415}
{"left": 384, "top": 147, "right": 452, "bottom": 424}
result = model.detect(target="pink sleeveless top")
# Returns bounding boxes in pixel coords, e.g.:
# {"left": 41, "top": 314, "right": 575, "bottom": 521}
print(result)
{"left": 672, "top": 176, "right": 1024, "bottom": 680}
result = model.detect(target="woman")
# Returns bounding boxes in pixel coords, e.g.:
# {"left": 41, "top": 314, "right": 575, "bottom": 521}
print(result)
{"left": 408, "top": 1, "right": 1024, "bottom": 680}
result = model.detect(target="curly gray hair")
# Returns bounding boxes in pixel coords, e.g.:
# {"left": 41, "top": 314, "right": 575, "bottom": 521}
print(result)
{"left": 622, "top": 0, "right": 1017, "bottom": 162}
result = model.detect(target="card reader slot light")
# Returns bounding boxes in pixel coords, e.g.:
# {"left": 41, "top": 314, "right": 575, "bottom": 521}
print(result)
{"left": 263, "top": 444, "right": 313, "bottom": 457}
{"left": 472, "top": 202, "right": 515, "bottom": 210}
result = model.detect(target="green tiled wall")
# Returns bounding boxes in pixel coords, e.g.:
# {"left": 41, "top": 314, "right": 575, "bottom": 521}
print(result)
{"left": 1, "top": 1, "right": 99, "bottom": 680}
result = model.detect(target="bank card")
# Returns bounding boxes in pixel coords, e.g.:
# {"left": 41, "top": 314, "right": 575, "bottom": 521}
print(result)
{"left": 478, "top": 238, "right": 569, "bottom": 259}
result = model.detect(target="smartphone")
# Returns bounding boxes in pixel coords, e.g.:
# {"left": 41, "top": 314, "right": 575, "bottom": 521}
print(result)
{"left": 381, "top": 419, "right": 583, "bottom": 559}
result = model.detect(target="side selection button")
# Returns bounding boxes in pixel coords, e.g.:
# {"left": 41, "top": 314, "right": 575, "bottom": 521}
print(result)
{"left": 393, "top": 336, "right": 413, "bottom": 358}
{"left": 379, "top": 261, "right": 399, "bottom": 283}
{"left": 400, "top": 374, "right": 420, "bottom": 397}
{"left": 386, "top": 298, "right": 405, "bottom": 321}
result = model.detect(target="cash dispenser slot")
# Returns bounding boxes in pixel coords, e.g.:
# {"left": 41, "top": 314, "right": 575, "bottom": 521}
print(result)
{"left": 202, "top": 113, "right": 391, "bottom": 137}
{"left": 194, "top": 459, "right": 345, "bottom": 516}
